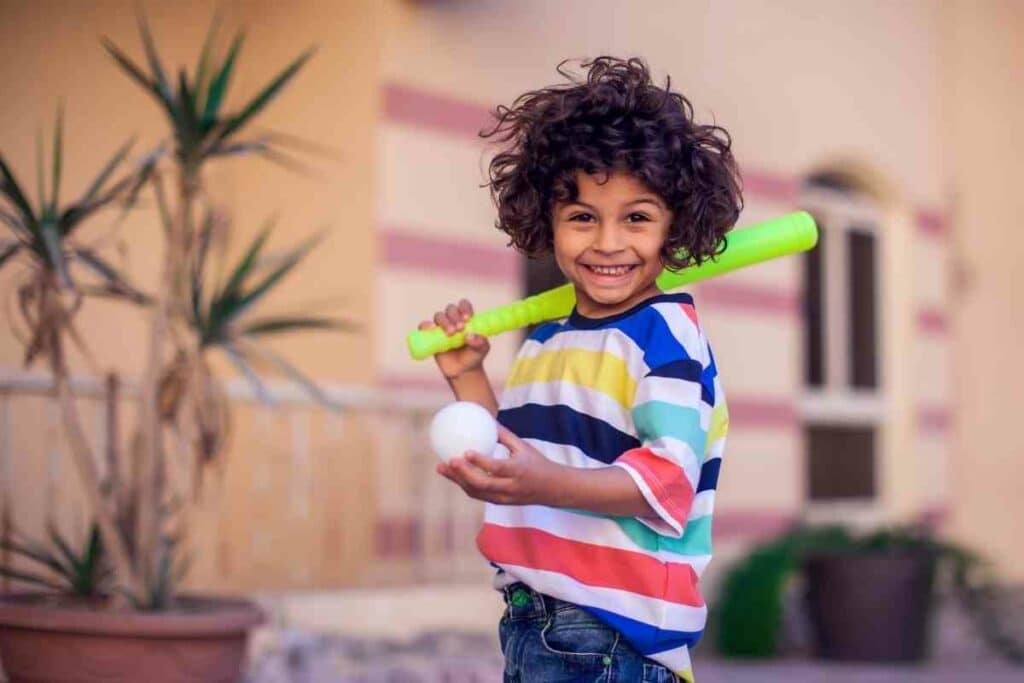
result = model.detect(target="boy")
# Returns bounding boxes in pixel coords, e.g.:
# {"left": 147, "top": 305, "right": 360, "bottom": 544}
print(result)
{"left": 419, "top": 56, "right": 742, "bottom": 683}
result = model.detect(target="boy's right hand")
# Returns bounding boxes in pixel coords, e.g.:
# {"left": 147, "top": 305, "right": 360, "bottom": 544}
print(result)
{"left": 418, "top": 299, "right": 491, "bottom": 380}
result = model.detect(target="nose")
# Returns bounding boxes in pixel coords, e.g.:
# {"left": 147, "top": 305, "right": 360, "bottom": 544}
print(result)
{"left": 592, "top": 221, "right": 625, "bottom": 254}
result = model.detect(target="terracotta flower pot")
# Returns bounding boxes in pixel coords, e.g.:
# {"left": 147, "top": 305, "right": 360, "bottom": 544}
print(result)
{"left": 0, "top": 593, "right": 265, "bottom": 683}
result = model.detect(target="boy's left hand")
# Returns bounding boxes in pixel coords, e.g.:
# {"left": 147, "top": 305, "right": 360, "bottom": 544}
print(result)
{"left": 437, "top": 425, "right": 561, "bottom": 506}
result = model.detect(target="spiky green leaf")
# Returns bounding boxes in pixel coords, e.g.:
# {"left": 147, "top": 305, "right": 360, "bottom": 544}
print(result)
{"left": 240, "top": 339, "right": 339, "bottom": 411}
{"left": 242, "top": 316, "right": 353, "bottom": 337}
{"left": 223, "top": 344, "right": 275, "bottom": 406}
{"left": 0, "top": 240, "right": 21, "bottom": 268}
{"left": 202, "top": 31, "right": 245, "bottom": 127}
{"left": 193, "top": 11, "right": 221, "bottom": 111}
{"left": 50, "top": 102, "right": 64, "bottom": 214}
{"left": 40, "top": 221, "right": 71, "bottom": 287}
{"left": 78, "top": 138, "right": 135, "bottom": 208}
{"left": 73, "top": 248, "right": 150, "bottom": 304}
{"left": 136, "top": 11, "right": 171, "bottom": 101}
{"left": 0, "top": 152, "right": 38, "bottom": 228}
{"left": 0, "top": 566, "right": 65, "bottom": 591}
{"left": 218, "top": 47, "right": 315, "bottom": 142}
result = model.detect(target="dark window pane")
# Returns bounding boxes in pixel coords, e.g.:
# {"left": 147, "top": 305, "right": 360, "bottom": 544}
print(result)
{"left": 848, "top": 230, "right": 877, "bottom": 388}
{"left": 806, "top": 424, "right": 876, "bottom": 500}
{"left": 803, "top": 226, "right": 825, "bottom": 387}
{"left": 523, "top": 253, "right": 566, "bottom": 337}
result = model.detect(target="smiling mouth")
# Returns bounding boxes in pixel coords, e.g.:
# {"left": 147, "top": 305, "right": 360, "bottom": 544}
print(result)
{"left": 583, "top": 264, "right": 640, "bottom": 277}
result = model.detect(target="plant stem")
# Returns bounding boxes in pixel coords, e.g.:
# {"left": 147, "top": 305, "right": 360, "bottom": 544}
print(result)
{"left": 47, "top": 291, "right": 141, "bottom": 602}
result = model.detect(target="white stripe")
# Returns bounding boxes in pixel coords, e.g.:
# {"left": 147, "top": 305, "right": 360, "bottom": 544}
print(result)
{"left": 689, "top": 489, "right": 716, "bottom": 519}
{"left": 484, "top": 504, "right": 712, "bottom": 567}
{"left": 652, "top": 303, "right": 706, "bottom": 363}
{"left": 634, "top": 375, "right": 711, "bottom": 423}
{"left": 500, "top": 381, "right": 635, "bottom": 434}
{"left": 519, "top": 327, "right": 650, "bottom": 376}
{"left": 647, "top": 643, "right": 693, "bottom": 675}
{"left": 525, "top": 438, "right": 610, "bottom": 469}
{"left": 494, "top": 565, "right": 709, "bottom": 633}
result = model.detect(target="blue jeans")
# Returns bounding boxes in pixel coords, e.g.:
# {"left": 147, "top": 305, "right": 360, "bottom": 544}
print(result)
{"left": 498, "top": 582, "right": 681, "bottom": 682}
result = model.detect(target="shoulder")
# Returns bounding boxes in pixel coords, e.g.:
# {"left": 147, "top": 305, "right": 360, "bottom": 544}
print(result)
{"left": 636, "top": 293, "right": 709, "bottom": 370}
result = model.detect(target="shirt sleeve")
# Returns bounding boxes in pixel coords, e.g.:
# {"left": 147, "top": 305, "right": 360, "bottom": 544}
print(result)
{"left": 612, "top": 356, "right": 708, "bottom": 538}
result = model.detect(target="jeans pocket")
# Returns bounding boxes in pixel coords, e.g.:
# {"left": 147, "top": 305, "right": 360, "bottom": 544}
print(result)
{"left": 642, "top": 661, "right": 680, "bottom": 683}
{"left": 539, "top": 615, "right": 618, "bottom": 670}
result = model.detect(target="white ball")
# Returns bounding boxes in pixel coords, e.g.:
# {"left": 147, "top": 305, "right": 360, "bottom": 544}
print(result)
{"left": 429, "top": 401, "right": 498, "bottom": 463}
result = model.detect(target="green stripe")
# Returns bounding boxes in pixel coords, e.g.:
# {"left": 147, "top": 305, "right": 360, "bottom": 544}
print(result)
{"left": 570, "top": 509, "right": 713, "bottom": 557}
{"left": 632, "top": 400, "right": 707, "bottom": 455}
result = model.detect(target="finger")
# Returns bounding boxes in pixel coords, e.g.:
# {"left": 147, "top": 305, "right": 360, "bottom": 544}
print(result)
{"left": 497, "top": 425, "right": 526, "bottom": 451}
{"left": 445, "top": 303, "right": 464, "bottom": 330}
{"left": 465, "top": 450, "right": 513, "bottom": 477}
{"left": 457, "top": 299, "right": 474, "bottom": 320}
{"left": 418, "top": 319, "right": 437, "bottom": 331}
{"left": 434, "top": 311, "right": 455, "bottom": 335}
{"left": 450, "top": 456, "right": 505, "bottom": 493}
{"left": 465, "top": 333, "right": 490, "bottom": 349}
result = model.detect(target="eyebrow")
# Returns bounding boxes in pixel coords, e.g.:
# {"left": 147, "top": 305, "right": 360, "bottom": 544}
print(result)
{"left": 562, "top": 197, "right": 665, "bottom": 211}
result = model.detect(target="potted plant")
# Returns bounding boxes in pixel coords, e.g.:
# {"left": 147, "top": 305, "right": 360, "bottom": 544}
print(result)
{"left": 0, "top": 13, "right": 346, "bottom": 682}
{"left": 712, "top": 523, "right": 1024, "bottom": 665}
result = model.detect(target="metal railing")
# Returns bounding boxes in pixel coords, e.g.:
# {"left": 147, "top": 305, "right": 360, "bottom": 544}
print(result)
{"left": 0, "top": 369, "right": 488, "bottom": 592}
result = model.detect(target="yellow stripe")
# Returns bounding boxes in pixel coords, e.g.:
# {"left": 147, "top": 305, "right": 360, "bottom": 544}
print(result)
{"left": 707, "top": 400, "right": 729, "bottom": 447}
{"left": 676, "top": 668, "right": 695, "bottom": 683}
{"left": 507, "top": 349, "right": 637, "bottom": 409}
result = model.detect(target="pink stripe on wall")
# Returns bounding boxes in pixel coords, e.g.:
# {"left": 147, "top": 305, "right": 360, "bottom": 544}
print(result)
{"left": 382, "top": 81, "right": 952, "bottom": 242}
{"left": 918, "top": 307, "right": 949, "bottom": 336}
{"left": 697, "top": 281, "right": 800, "bottom": 317}
{"left": 383, "top": 83, "right": 492, "bottom": 139}
{"left": 380, "top": 227, "right": 520, "bottom": 281}
{"left": 916, "top": 208, "right": 950, "bottom": 239}
{"left": 919, "top": 406, "right": 951, "bottom": 434}
{"left": 741, "top": 169, "right": 801, "bottom": 205}
{"left": 714, "top": 510, "right": 797, "bottom": 541}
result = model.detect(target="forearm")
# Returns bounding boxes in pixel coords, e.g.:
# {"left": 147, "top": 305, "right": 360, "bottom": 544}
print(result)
{"left": 446, "top": 368, "right": 499, "bottom": 416}
{"left": 546, "top": 464, "right": 657, "bottom": 517}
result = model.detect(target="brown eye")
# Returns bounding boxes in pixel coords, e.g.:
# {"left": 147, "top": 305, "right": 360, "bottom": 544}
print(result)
{"left": 626, "top": 213, "right": 651, "bottom": 223}
{"left": 568, "top": 213, "right": 596, "bottom": 222}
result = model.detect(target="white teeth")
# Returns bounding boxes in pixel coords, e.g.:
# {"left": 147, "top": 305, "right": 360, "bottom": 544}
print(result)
{"left": 589, "top": 265, "right": 634, "bottom": 276}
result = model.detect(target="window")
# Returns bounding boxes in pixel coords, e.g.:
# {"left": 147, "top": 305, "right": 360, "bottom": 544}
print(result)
{"left": 800, "top": 177, "right": 883, "bottom": 504}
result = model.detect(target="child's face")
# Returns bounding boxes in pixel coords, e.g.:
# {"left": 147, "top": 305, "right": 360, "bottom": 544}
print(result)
{"left": 552, "top": 169, "right": 670, "bottom": 318}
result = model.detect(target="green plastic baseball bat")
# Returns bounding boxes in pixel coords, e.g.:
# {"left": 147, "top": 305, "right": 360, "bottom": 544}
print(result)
{"left": 407, "top": 210, "right": 818, "bottom": 360}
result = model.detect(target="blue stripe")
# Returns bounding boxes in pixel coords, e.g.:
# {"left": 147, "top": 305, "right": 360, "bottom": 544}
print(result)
{"left": 529, "top": 321, "right": 563, "bottom": 344}
{"left": 647, "top": 358, "right": 703, "bottom": 382}
{"left": 696, "top": 457, "right": 721, "bottom": 493}
{"left": 498, "top": 404, "right": 640, "bottom": 464}
{"left": 701, "top": 346, "right": 718, "bottom": 405}
{"left": 580, "top": 604, "right": 704, "bottom": 654}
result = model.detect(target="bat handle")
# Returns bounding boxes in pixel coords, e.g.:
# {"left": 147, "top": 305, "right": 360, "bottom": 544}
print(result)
{"left": 406, "top": 289, "right": 565, "bottom": 360}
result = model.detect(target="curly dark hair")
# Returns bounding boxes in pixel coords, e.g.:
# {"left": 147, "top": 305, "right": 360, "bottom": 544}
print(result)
{"left": 482, "top": 56, "right": 743, "bottom": 270}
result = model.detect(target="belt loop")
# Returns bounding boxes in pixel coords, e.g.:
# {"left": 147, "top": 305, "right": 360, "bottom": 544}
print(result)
{"left": 531, "top": 585, "right": 548, "bottom": 619}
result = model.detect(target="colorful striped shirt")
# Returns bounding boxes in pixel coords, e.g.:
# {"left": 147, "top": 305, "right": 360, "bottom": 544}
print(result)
{"left": 477, "top": 292, "right": 728, "bottom": 683}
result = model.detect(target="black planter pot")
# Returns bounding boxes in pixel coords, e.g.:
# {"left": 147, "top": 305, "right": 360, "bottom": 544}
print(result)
{"left": 803, "top": 549, "right": 937, "bottom": 662}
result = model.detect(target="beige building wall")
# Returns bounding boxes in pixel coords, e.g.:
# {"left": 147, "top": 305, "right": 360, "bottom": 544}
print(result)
{"left": 941, "top": 0, "right": 1024, "bottom": 580}
{"left": 1, "top": 0, "right": 1021, "bottom": 592}
{"left": 0, "top": 0, "right": 383, "bottom": 592}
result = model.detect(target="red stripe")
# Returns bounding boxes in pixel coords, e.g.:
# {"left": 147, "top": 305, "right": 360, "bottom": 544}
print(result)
{"left": 618, "top": 448, "right": 694, "bottom": 523}
{"left": 680, "top": 302, "right": 700, "bottom": 330}
{"left": 379, "top": 227, "right": 520, "bottom": 281}
{"left": 478, "top": 523, "right": 703, "bottom": 606}
{"left": 383, "top": 83, "right": 492, "bottom": 139}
